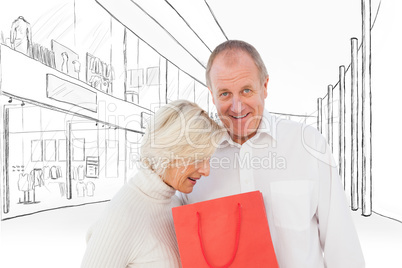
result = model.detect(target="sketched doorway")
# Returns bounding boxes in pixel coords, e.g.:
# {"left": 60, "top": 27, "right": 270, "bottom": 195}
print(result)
{"left": 1, "top": 102, "right": 71, "bottom": 219}
{"left": 66, "top": 120, "right": 126, "bottom": 203}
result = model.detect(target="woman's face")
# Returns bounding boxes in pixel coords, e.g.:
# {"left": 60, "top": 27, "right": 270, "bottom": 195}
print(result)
{"left": 162, "top": 159, "right": 210, "bottom": 193}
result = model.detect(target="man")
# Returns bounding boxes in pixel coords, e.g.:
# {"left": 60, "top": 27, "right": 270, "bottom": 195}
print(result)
{"left": 183, "top": 40, "right": 365, "bottom": 267}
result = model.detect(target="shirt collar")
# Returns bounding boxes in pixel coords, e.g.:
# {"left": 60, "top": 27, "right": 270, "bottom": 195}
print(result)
{"left": 218, "top": 109, "right": 277, "bottom": 146}
{"left": 255, "top": 110, "right": 277, "bottom": 141}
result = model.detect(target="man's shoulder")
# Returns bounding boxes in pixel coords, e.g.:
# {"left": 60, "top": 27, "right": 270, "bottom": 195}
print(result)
{"left": 272, "top": 115, "right": 320, "bottom": 137}
{"left": 268, "top": 115, "right": 327, "bottom": 151}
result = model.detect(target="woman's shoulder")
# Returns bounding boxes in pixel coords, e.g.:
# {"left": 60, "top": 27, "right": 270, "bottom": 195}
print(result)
{"left": 86, "top": 197, "right": 148, "bottom": 255}
{"left": 108, "top": 183, "right": 151, "bottom": 216}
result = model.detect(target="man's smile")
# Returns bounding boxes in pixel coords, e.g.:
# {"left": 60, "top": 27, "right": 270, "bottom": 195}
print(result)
{"left": 230, "top": 112, "right": 250, "bottom": 119}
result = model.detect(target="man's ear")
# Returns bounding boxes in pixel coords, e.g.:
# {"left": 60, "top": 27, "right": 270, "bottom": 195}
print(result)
{"left": 208, "top": 87, "right": 215, "bottom": 105}
{"left": 263, "top": 75, "right": 269, "bottom": 99}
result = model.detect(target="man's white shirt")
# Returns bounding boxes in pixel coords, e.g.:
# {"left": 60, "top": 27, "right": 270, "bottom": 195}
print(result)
{"left": 180, "top": 110, "right": 365, "bottom": 268}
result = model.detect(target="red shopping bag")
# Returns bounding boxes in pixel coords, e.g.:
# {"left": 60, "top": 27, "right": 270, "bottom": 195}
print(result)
{"left": 172, "top": 191, "right": 278, "bottom": 268}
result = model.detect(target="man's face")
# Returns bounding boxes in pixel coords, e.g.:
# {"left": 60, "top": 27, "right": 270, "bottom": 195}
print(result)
{"left": 209, "top": 50, "right": 268, "bottom": 145}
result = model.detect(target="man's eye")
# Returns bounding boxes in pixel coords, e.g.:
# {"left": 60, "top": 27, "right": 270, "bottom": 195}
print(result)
{"left": 243, "top": 89, "right": 251, "bottom": 93}
{"left": 221, "top": 92, "right": 229, "bottom": 97}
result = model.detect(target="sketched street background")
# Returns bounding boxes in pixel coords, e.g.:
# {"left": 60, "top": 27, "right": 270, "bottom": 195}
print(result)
{"left": 1, "top": 0, "right": 402, "bottom": 267}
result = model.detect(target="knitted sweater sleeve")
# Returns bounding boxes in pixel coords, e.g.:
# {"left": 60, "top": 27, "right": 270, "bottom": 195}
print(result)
{"left": 81, "top": 188, "right": 147, "bottom": 267}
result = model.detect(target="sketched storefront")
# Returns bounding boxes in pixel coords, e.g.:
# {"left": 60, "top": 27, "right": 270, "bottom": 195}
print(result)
{"left": 1, "top": 1, "right": 214, "bottom": 220}
{"left": 0, "top": 45, "right": 146, "bottom": 220}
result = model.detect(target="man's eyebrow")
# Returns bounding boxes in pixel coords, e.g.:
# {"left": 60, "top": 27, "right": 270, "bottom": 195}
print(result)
{"left": 216, "top": 88, "right": 228, "bottom": 94}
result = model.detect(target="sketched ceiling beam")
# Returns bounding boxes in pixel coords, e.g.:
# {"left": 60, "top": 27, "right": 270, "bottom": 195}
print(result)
{"left": 129, "top": 0, "right": 210, "bottom": 68}
{"left": 164, "top": 0, "right": 213, "bottom": 53}
{"left": 204, "top": 0, "right": 228, "bottom": 41}
{"left": 96, "top": 0, "right": 216, "bottom": 85}
{"left": 165, "top": 0, "right": 228, "bottom": 52}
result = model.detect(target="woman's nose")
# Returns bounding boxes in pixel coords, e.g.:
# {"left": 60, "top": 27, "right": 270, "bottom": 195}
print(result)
{"left": 198, "top": 160, "right": 210, "bottom": 177}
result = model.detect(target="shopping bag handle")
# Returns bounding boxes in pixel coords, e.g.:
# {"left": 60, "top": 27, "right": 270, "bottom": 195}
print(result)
{"left": 197, "top": 203, "right": 242, "bottom": 268}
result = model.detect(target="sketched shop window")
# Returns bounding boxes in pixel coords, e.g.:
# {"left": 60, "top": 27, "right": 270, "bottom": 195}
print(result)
{"left": 146, "top": 67, "right": 160, "bottom": 86}
{"left": 31, "top": 140, "right": 43, "bottom": 162}
{"left": 72, "top": 138, "right": 85, "bottom": 161}
{"left": 58, "top": 139, "right": 67, "bottom": 162}
{"left": 44, "top": 139, "right": 56, "bottom": 162}
{"left": 127, "top": 69, "right": 144, "bottom": 88}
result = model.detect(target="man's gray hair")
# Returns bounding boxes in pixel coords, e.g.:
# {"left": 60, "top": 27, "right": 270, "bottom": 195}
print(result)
{"left": 206, "top": 40, "right": 268, "bottom": 88}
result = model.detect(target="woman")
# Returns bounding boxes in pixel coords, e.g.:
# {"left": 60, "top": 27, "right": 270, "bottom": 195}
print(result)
{"left": 81, "top": 100, "right": 224, "bottom": 268}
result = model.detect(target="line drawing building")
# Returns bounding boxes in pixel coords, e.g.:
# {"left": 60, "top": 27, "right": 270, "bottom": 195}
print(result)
{"left": 1, "top": 0, "right": 400, "bottom": 222}
{"left": 1, "top": 1, "right": 401, "bottom": 266}
{"left": 1, "top": 0, "right": 223, "bottom": 220}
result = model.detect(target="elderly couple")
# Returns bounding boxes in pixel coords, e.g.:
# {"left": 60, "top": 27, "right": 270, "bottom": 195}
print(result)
{"left": 82, "top": 40, "right": 365, "bottom": 267}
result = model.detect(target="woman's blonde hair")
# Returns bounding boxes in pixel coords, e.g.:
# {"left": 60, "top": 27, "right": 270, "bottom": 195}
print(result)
{"left": 140, "top": 100, "right": 225, "bottom": 175}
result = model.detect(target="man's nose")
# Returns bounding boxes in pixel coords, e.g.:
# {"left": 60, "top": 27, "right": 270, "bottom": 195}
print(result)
{"left": 230, "top": 97, "right": 244, "bottom": 113}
